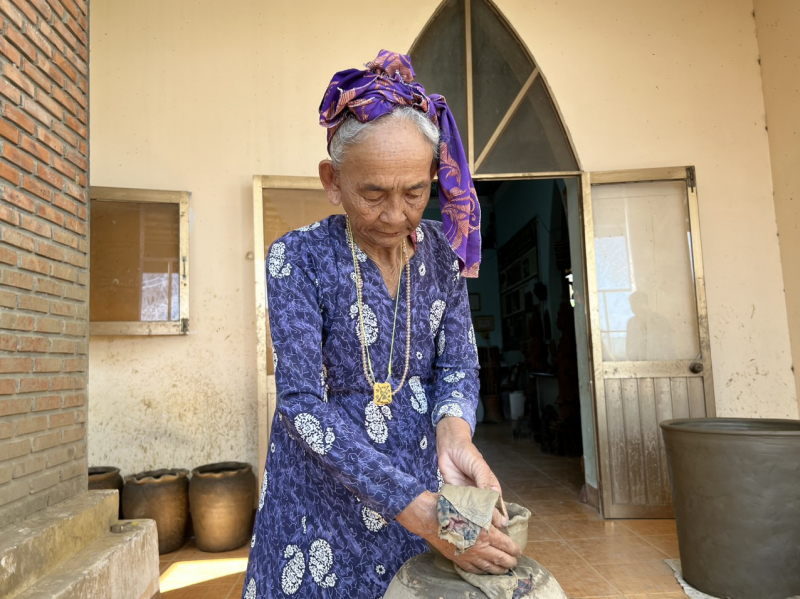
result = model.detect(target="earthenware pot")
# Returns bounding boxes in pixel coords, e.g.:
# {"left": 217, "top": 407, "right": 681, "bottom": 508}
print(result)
{"left": 88, "top": 466, "right": 124, "bottom": 518}
{"left": 661, "top": 418, "right": 800, "bottom": 599}
{"left": 189, "top": 461, "right": 256, "bottom": 552}
{"left": 122, "top": 468, "right": 189, "bottom": 554}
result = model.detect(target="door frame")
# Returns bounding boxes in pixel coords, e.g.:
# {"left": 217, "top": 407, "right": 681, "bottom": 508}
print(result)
{"left": 581, "top": 166, "right": 716, "bottom": 518}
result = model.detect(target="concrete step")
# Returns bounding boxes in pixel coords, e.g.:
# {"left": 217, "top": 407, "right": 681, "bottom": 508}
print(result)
{"left": 11, "top": 520, "right": 159, "bottom": 599}
{"left": 0, "top": 490, "right": 119, "bottom": 598}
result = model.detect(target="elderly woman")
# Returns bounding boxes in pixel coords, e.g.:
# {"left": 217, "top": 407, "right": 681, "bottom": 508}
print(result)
{"left": 242, "top": 51, "right": 520, "bottom": 599}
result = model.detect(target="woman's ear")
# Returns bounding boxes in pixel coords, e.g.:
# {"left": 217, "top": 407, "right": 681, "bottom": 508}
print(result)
{"left": 319, "top": 160, "right": 342, "bottom": 207}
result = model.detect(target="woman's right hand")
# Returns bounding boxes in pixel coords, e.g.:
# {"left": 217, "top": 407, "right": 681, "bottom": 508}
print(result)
{"left": 395, "top": 491, "right": 521, "bottom": 575}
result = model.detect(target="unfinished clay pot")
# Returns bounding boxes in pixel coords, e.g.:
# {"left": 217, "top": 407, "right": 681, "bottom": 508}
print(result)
{"left": 189, "top": 461, "right": 256, "bottom": 552}
{"left": 661, "top": 418, "right": 800, "bottom": 599}
{"left": 122, "top": 468, "right": 189, "bottom": 554}
{"left": 88, "top": 466, "right": 124, "bottom": 518}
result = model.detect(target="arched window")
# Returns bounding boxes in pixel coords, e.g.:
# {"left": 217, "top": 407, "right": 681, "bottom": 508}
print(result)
{"left": 410, "top": 0, "right": 578, "bottom": 176}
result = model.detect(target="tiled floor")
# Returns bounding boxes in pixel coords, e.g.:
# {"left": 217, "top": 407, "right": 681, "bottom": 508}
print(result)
{"left": 158, "top": 422, "right": 686, "bottom": 598}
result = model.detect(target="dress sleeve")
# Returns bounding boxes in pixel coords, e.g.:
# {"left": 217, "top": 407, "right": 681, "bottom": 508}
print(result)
{"left": 267, "top": 234, "right": 426, "bottom": 521}
{"left": 430, "top": 273, "right": 481, "bottom": 434}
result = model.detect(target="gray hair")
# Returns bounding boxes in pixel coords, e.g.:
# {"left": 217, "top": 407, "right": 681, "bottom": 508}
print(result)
{"left": 329, "top": 106, "right": 441, "bottom": 169}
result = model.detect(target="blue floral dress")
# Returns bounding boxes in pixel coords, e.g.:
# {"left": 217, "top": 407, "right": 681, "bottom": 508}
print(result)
{"left": 242, "top": 215, "right": 480, "bottom": 598}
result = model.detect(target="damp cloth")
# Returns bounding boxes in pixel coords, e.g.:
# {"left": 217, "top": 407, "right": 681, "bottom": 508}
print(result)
{"left": 436, "top": 484, "right": 568, "bottom": 599}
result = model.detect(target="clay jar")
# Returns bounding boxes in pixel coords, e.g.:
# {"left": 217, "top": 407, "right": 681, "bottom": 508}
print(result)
{"left": 88, "top": 466, "right": 124, "bottom": 518}
{"left": 189, "top": 462, "right": 256, "bottom": 552}
{"left": 122, "top": 468, "right": 189, "bottom": 554}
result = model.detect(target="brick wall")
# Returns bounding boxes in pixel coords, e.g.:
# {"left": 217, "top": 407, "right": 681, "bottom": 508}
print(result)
{"left": 0, "top": 0, "right": 88, "bottom": 530}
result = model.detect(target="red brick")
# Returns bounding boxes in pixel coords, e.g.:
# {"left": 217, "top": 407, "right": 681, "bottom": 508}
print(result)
{"left": 23, "top": 23, "right": 52, "bottom": 59}
{"left": 22, "top": 174, "right": 52, "bottom": 202}
{"left": 0, "top": 267, "right": 34, "bottom": 290}
{"left": 0, "top": 356, "right": 32, "bottom": 373}
{"left": 49, "top": 299, "right": 75, "bottom": 316}
{"left": 50, "top": 120, "right": 77, "bottom": 148}
{"left": 33, "top": 395, "right": 60, "bottom": 411}
{"left": 18, "top": 335, "right": 49, "bottom": 351}
{"left": 22, "top": 96, "right": 51, "bottom": 127}
{"left": 65, "top": 113, "right": 85, "bottom": 137}
{"left": 36, "top": 240, "right": 64, "bottom": 261}
{"left": 19, "top": 254, "right": 50, "bottom": 275}
{"left": 64, "top": 146, "right": 85, "bottom": 170}
{"left": 0, "top": 77, "right": 21, "bottom": 104}
{"left": 34, "top": 357, "right": 62, "bottom": 372}
{"left": 0, "top": 186, "right": 33, "bottom": 213}
{"left": 9, "top": 0, "right": 37, "bottom": 23}
{"left": 34, "top": 50, "right": 64, "bottom": 86}
{"left": 50, "top": 375, "right": 74, "bottom": 390}
{"left": 59, "top": 0, "right": 78, "bottom": 20}
{"left": 45, "top": 445, "right": 73, "bottom": 467}
{"left": 36, "top": 204, "right": 64, "bottom": 227}
{"left": 22, "top": 58, "right": 51, "bottom": 91}
{"left": 62, "top": 250, "right": 85, "bottom": 269}
{"left": 62, "top": 425, "right": 83, "bottom": 443}
{"left": 62, "top": 283, "right": 85, "bottom": 302}
{"left": 64, "top": 78, "right": 84, "bottom": 108}
{"left": 0, "top": 119, "right": 21, "bottom": 144}
{"left": 73, "top": 0, "right": 85, "bottom": 16}
{"left": 0, "top": 398, "right": 30, "bottom": 416}
{"left": 0, "top": 438, "right": 30, "bottom": 460}
{"left": 4, "top": 105, "right": 36, "bottom": 134}
{"left": 5, "top": 26, "right": 37, "bottom": 62}
{"left": 0, "top": 422, "right": 13, "bottom": 439}
{"left": 17, "top": 414, "right": 47, "bottom": 435}
{"left": 1, "top": 226, "right": 35, "bottom": 250}
{"left": 0, "top": 204, "right": 18, "bottom": 225}
{"left": 50, "top": 338, "right": 74, "bottom": 353}
{"left": 35, "top": 89, "right": 63, "bottom": 119}
{"left": 0, "top": 333, "right": 18, "bottom": 350}
{"left": 36, "top": 129, "right": 64, "bottom": 155}
{"left": 0, "top": 0, "right": 24, "bottom": 28}
{"left": 27, "top": 0, "right": 51, "bottom": 21}
{"left": 21, "top": 135, "right": 51, "bottom": 164}
{"left": 75, "top": 271, "right": 86, "bottom": 285}
{"left": 0, "top": 312, "right": 34, "bottom": 331}
{"left": 51, "top": 262, "right": 76, "bottom": 282}
{"left": 13, "top": 454, "right": 46, "bottom": 477}
{"left": 62, "top": 392, "right": 83, "bottom": 407}
{"left": 0, "top": 34, "right": 22, "bottom": 65}
{"left": 0, "top": 246, "right": 17, "bottom": 265}
{"left": 32, "top": 430, "right": 62, "bottom": 452}
{"left": 53, "top": 194, "right": 77, "bottom": 215}
{"left": 76, "top": 75, "right": 86, "bottom": 94}
{"left": 49, "top": 411, "right": 74, "bottom": 428}
{"left": 0, "top": 378, "right": 17, "bottom": 394}
{"left": 0, "top": 160, "right": 21, "bottom": 185}
{"left": 34, "top": 316, "right": 61, "bottom": 333}
{"left": 64, "top": 180, "right": 84, "bottom": 203}
{"left": 35, "top": 277, "right": 62, "bottom": 296}
{"left": 18, "top": 294, "right": 48, "bottom": 313}
{"left": 2, "top": 143, "right": 35, "bottom": 173}
{"left": 51, "top": 51, "right": 76, "bottom": 83}
{"left": 63, "top": 215, "right": 85, "bottom": 236}
{"left": 63, "top": 321, "right": 84, "bottom": 336}
{"left": 51, "top": 87, "right": 76, "bottom": 115}
{"left": 60, "top": 458, "right": 85, "bottom": 481}
{"left": 19, "top": 377, "right": 48, "bottom": 394}
{"left": 3, "top": 62, "right": 35, "bottom": 96}
{"left": 38, "top": 164, "right": 65, "bottom": 191}
{"left": 52, "top": 18, "right": 77, "bottom": 51}
{"left": 52, "top": 155, "right": 76, "bottom": 180}
{"left": 20, "top": 214, "right": 52, "bottom": 238}
{"left": 63, "top": 358, "right": 84, "bottom": 372}
{"left": 52, "top": 227, "right": 78, "bottom": 250}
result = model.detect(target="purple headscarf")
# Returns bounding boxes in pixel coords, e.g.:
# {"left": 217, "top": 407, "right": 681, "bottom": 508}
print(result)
{"left": 319, "top": 50, "right": 481, "bottom": 278}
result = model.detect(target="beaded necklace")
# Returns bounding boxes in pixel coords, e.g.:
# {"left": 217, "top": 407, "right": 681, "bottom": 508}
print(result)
{"left": 346, "top": 218, "right": 412, "bottom": 406}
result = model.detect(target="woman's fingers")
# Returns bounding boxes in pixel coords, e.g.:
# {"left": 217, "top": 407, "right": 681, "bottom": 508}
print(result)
{"left": 491, "top": 506, "right": 509, "bottom": 529}
{"left": 484, "top": 526, "right": 522, "bottom": 558}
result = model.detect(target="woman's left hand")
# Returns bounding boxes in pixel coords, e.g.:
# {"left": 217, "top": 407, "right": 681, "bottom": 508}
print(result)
{"left": 436, "top": 416, "right": 508, "bottom": 528}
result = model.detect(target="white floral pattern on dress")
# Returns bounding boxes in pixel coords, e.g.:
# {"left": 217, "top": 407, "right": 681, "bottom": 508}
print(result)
{"left": 444, "top": 370, "right": 466, "bottom": 383}
{"left": 299, "top": 221, "right": 321, "bottom": 232}
{"left": 321, "top": 366, "right": 329, "bottom": 403}
{"left": 258, "top": 472, "right": 268, "bottom": 510}
{"left": 294, "top": 413, "right": 335, "bottom": 455}
{"left": 429, "top": 300, "right": 446, "bottom": 336}
{"left": 376, "top": 564, "right": 386, "bottom": 575}
{"left": 346, "top": 227, "right": 368, "bottom": 262}
{"left": 418, "top": 262, "right": 426, "bottom": 276}
{"left": 244, "top": 578, "right": 257, "bottom": 599}
{"left": 451, "top": 259, "right": 460, "bottom": 281}
{"left": 415, "top": 225, "right": 425, "bottom": 243}
{"left": 437, "top": 331, "right": 446, "bottom": 357}
{"left": 468, "top": 324, "right": 478, "bottom": 355}
{"left": 408, "top": 377, "right": 428, "bottom": 414}
{"left": 268, "top": 242, "right": 292, "bottom": 278}
{"left": 416, "top": 351, "right": 423, "bottom": 360}
{"left": 272, "top": 348, "right": 278, "bottom": 371}
{"left": 420, "top": 435, "right": 428, "bottom": 450}
{"left": 435, "top": 403, "right": 463, "bottom": 423}
{"left": 251, "top": 532, "right": 256, "bottom": 548}
{"left": 302, "top": 516, "right": 307, "bottom": 534}
{"left": 436, "top": 467, "right": 444, "bottom": 491}
{"left": 451, "top": 390, "right": 464, "bottom": 399}
{"left": 270, "top": 442, "right": 275, "bottom": 454}
{"left": 309, "top": 539, "right": 338, "bottom": 588}
{"left": 280, "top": 545, "right": 305, "bottom": 595}
{"left": 364, "top": 402, "right": 392, "bottom": 444}
{"left": 350, "top": 303, "right": 379, "bottom": 346}
{"left": 361, "top": 505, "right": 387, "bottom": 532}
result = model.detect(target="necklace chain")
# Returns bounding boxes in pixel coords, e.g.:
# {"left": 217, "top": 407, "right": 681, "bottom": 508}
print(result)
{"left": 347, "top": 218, "right": 412, "bottom": 396}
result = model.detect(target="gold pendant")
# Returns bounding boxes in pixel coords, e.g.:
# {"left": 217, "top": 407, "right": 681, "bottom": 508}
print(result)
{"left": 373, "top": 382, "right": 393, "bottom": 406}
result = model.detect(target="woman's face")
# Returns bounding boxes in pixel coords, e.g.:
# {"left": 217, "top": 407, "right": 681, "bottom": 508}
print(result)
{"left": 320, "top": 118, "right": 436, "bottom": 252}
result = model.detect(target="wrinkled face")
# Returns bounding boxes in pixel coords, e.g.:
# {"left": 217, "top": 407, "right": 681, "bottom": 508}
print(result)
{"left": 320, "top": 118, "right": 436, "bottom": 251}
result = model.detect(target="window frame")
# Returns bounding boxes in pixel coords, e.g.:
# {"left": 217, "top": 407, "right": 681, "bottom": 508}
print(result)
{"left": 89, "top": 186, "right": 190, "bottom": 336}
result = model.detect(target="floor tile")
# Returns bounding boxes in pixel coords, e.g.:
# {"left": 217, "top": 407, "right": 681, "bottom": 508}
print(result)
{"left": 524, "top": 517, "right": 562, "bottom": 541}
{"left": 624, "top": 593, "right": 688, "bottom": 599}
{"left": 547, "top": 518, "right": 637, "bottom": 539}
{"left": 524, "top": 540, "right": 586, "bottom": 568}
{"left": 593, "top": 561, "right": 684, "bottom": 595}
{"left": 640, "top": 535, "right": 681, "bottom": 559}
{"left": 547, "top": 564, "right": 622, "bottom": 597}
{"left": 619, "top": 520, "right": 677, "bottom": 536}
{"left": 530, "top": 500, "right": 600, "bottom": 519}
{"left": 513, "top": 486, "right": 582, "bottom": 503}
{"left": 570, "top": 536, "right": 670, "bottom": 565}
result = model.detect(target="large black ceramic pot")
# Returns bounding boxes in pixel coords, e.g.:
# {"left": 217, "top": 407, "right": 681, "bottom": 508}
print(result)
{"left": 189, "top": 461, "right": 256, "bottom": 552}
{"left": 122, "top": 468, "right": 190, "bottom": 554}
{"left": 661, "top": 418, "right": 800, "bottom": 599}
{"left": 88, "top": 466, "right": 124, "bottom": 518}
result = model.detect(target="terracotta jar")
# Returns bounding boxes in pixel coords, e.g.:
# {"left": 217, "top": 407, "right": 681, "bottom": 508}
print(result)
{"left": 122, "top": 469, "right": 189, "bottom": 554}
{"left": 189, "top": 462, "right": 256, "bottom": 552}
{"left": 88, "top": 466, "right": 124, "bottom": 518}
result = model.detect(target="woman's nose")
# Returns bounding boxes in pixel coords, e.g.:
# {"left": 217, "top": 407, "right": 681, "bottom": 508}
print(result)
{"left": 381, "top": 196, "right": 406, "bottom": 224}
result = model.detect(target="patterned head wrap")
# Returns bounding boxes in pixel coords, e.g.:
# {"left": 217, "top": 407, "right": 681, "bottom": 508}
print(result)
{"left": 319, "top": 50, "right": 481, "bottom": 278}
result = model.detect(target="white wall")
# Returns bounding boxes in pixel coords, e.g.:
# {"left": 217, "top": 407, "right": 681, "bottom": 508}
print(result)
{"left": 89, "top": 0, "right": 797, "bottom": 476}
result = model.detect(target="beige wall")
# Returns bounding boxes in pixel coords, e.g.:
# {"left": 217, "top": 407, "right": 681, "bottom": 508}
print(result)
{"left": 754, "top": 0, "right": 800, "bottom": 412}
{"left": 89, "top": 0, "right": 798, "bottom": 476}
